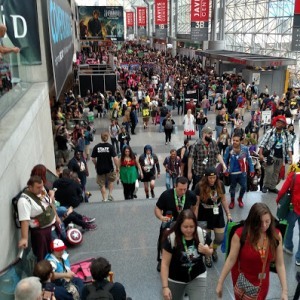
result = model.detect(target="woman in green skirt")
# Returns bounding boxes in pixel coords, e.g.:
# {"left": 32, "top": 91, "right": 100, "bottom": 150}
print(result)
{"left": 118, "top": 145, "right": 143, "bottom": 199}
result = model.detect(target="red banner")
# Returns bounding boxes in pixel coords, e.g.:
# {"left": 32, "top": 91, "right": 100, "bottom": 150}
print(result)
{"left": 137, "top": 7, "right": 147, "bottom": 27}
{"left": 154, "top": 0, "right": 168, "bottom": 25}
{"left": 191, "top": 0, "right": 209, "bottom": 22}
{"left": 126, "top": 12, "right": 134, "bottom": 27}
{"left": 295, "top": 0, "right": 300, "bottom": 14}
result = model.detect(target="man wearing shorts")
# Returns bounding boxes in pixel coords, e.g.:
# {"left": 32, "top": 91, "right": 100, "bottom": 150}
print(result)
{"left": 91, "top": 131, "right": 119, "bottom": 202}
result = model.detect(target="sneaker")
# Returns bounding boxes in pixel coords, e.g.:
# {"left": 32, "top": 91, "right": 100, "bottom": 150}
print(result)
{"left": 205, "top": 256, "right": 212, "bottom": 268}
{"left": 84, "top": 223, "right": 97, "bottom": 231}
{"left": 261, "top": 186, "right": 268, "bottom": 193}
{"left": 146, "top": 193, "right": 149, "bottom": 199}
{"left": 102, "top": 199, "right": 109, "bottom": 202}
{"left": 212, "top": 249, "right": 218, "bottom": 262}
{"left": 296, "top": 260, "right": 300, "bottom": 266}
{"left": 283, "top": 246, "right": 293, "bottom": 255}
{"left": 82, "top": 216, "right": 95, "bottom": 223}
{"left": 269, "top": 188, "right": 279, "bottom": 194}
{"left": 108, "top": 195, "right": 114, "bottom": 201}
{"left": 133, "top": 195, "right": 137, "bottom": 198}
{"left": 151, "top": 189, "right": 155, "bottom": 198}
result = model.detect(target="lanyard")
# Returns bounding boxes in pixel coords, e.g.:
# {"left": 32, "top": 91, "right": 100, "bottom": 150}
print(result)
{"left": 182, "top": 236, "right": 194, "bottom": 274}
{"left": 201, "top": 143, "right": 209, "bottom": 157}
{"left": 174, "top": 189, "right": 186, "bottom": 212}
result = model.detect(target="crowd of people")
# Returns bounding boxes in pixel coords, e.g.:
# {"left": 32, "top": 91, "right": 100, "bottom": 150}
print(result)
{"left": 14, "top": 41, "right": 300, "bottom": 299}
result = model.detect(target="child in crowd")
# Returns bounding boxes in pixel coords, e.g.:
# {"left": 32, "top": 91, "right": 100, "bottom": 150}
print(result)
{"left": 45, "top": 239, "right": 85, "bottom": 300}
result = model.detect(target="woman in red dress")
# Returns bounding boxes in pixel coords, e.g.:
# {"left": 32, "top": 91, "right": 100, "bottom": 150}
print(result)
{"left": 216, "top": 203, "right": 288, "bottom": 300}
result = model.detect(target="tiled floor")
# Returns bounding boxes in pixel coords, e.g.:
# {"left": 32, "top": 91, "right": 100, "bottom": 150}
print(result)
{"left": 69, "top": 109, "right": 299, "bottom": 299}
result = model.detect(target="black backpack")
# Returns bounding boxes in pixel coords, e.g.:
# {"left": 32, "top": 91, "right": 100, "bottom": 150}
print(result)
{"left": 12, "top": 188, "right": 27, "bottom": 228}
{"left": 86, "top": 282, "right": 114, "bottom": 300}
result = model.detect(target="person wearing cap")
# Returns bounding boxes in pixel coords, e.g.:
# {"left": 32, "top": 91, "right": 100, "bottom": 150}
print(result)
{"left": 187, "top": 126, "right": 227, "bottom": 190}
{"left": 193, "top": 167, "right": 231, "bottom": 268}
{"left": 258, "top": 115, "right": 293, "bottom": 194}
{"left": 223, "top": 133, "right": 255, "bottom": 209}
{"left": 45, "top": 239, "right": 84, "bottom": 299}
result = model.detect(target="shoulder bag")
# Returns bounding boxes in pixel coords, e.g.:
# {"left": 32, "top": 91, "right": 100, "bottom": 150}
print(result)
{"left": 234, "top": 246, "right": 269, "bottom": 300}
{"left": 276, "top": 173, "right": 296, "bottom": 220}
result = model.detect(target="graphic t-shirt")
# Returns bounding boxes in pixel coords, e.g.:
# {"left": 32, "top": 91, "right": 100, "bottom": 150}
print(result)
{"left": 91, "top": 142, "right": 116, "bottom": 175}
{"left": 163, "top": 234, "right": 212, "bottom": 282}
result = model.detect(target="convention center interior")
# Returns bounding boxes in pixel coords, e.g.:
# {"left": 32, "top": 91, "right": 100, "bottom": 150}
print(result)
{"left": 1, "top": 0, "right": 300, "bottom": 299}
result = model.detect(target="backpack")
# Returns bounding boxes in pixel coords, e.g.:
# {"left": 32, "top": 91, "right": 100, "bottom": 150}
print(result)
{"left": 12, "top": 189, "right": 26, "bottom": 228}
{"left": 244, "top": 121, "right": 252, "bottom": 134}
{"left": 169, "top": 226, "right": 205, "bottom": 248}
{"left": 164, "top": 119, "right": 173, "bottom": 130}
{"left": 86, "top": 282, "right": 114, "bottom": 300}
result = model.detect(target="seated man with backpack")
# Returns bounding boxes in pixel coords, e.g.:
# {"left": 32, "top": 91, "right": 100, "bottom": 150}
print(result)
{"left": 82, "top": 257, "right": 131, "bottom": 300}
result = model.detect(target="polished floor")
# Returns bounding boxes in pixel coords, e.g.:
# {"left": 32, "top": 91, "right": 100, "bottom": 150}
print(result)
{"left": 69, "top": 108, "right": 300, "bottom": 300}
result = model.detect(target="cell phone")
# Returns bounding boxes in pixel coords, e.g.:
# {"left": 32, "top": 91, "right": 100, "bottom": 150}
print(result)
{"left": 42, "top": 290, "right": 53, "bottom": 300}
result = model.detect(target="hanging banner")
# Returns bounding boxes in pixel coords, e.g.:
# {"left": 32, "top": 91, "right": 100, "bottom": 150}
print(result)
{"left": 137, "top": 7, "right": 147, "bottom": 37}
{"left": 47, "top": 0, "right": 74, "bottom": 98}
{"left": 78, "top": 6, "right": 124, "bottom": 41}
{"left": 154, "top": 0, "right": 168, "bottom": 39}
{"left": 0, "top": 0, "right": 41, "bottom": 65}
{"left": 292, "top": 0, "right": 300, "bottom": 51}
{"left": 126, "top": 11, "right": 134, "bottom": 36}
{"left": 190, "top": 0, "right": 209, "bottom": 41}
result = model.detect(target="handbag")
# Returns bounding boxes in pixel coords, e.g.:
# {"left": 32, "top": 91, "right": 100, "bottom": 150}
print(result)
{"left": 276, "top": 173, "right": 296, "bottom": 220}
{"left": 234, "top": 246, "right": 269, "bottom": 300}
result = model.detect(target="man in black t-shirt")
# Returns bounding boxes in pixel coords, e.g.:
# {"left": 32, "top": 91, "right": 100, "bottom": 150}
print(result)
{"left": 91, "top": 131, "right": 119, "bottom": 202}
{"left": 154, "top": 177, "right": 197, "bottom": 272}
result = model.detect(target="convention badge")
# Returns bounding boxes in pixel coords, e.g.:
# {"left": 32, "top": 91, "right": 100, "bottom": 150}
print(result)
{"left": 213, "top": 203, "right": 219, "bottom": 215}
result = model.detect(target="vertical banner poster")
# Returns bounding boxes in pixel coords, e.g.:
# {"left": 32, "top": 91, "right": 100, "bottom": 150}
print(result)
{"left": 137, "top": 7, "right": 147, "bottom": 37}
{"left": 126, "top": 11, "right": 134, "bottom": 36}
{"left": 191, "top": 0, "right": 209, "bottom": 41}
{"left": 78, "top": 6, "right": 124, "bottom": 41}
{"left": 291, "top": 0, "right": 300, "bottom": 51}
{"left": 47, "top": 0, "right": 74, "bottom": 98}
{"left": 154, "top": 0, "right": 168, "bottom": 39}
{"left": 0, "top": 0, "right": 41, "bottom": 65}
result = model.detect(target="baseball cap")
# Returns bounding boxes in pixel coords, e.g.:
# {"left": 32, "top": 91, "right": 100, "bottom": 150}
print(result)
{"left": 275, "top": 115, "right": 287, "bottom": 125}
{"left": 205, "top": 167, "right": 217, "bottom": 177}
{"left": 51, "top": 239, "right": 67, "bottom": 252}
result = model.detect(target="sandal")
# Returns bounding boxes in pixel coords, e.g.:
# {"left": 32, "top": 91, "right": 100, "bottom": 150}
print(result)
{"left": 205, "top": 256, "right": 212, "bottom": 268}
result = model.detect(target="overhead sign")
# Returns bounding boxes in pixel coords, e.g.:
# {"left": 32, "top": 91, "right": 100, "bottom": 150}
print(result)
{"left": 47, "top": 0, "right": 74, "bottom": 98}
{"left": 191, "top": 0, "right": 209, "bottom": 41}
{"left": 78, "top": 6, "right": 124, "bottom": 41}
{"left": 154, "top": 0, "right": 168, "bottom": 39}
{"left": 126, "top": 11, "right": 134, "bottom": 36}
{"left": 0, "top": 0, "right": 41, "bottom": 65}
{"left": 137, "top": 7, "right": 147, "bottom": 37}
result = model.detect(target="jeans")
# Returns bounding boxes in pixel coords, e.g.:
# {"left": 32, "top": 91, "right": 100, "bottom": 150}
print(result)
{"left": 284, "top": 210, "right": 300, "bottom": 261}
{"left": 111, "top": 137, "right": 120, "bottom": 154}
{"left": 198, "top": 125, "right": 205, "bottom": 138}
{"left": 160, "top": 116, "right": 166, "bottom": 132}
{"left": 166, "top": 172, "right": 177, "bottom": 190}
{"left": 215, "top": 125, "right": 223, "bottom": 140}
{"left": 229, "top": 172, "right": 247, "bottom": 200}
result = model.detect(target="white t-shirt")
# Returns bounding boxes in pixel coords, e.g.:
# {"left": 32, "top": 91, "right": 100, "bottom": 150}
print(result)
{"left": 17, "top": 190, "right": 55, "bottom": 228}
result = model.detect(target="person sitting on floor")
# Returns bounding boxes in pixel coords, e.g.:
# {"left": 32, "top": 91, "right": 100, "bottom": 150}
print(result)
{"left": 82, "top": 257, "right": 131, "bottom": 300}
{"left": 45, "top": 239, "right": 84, "bottom": 299}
